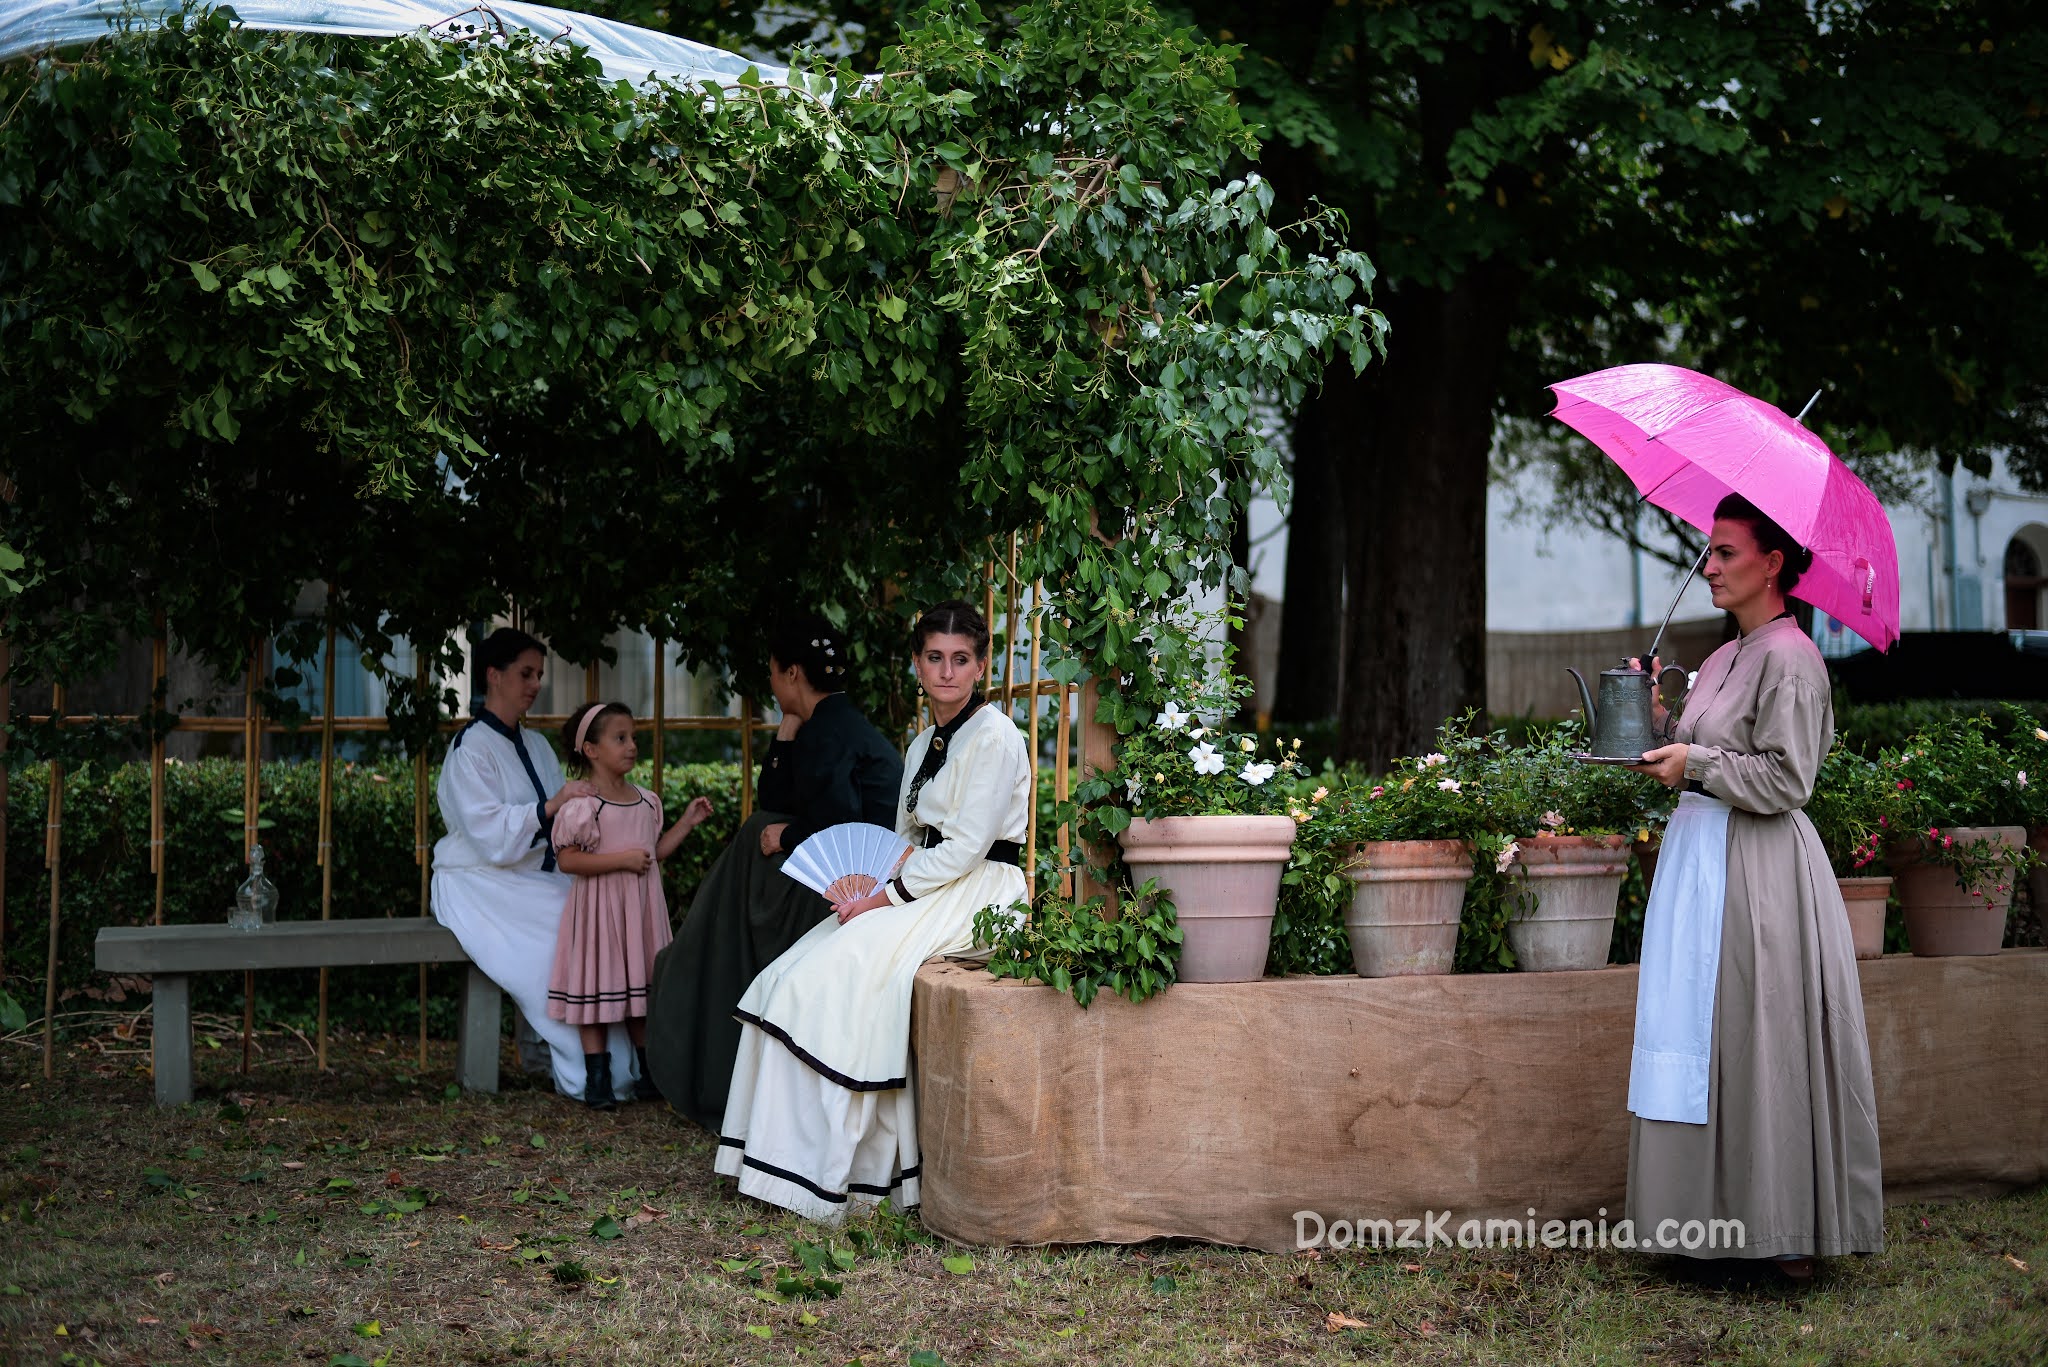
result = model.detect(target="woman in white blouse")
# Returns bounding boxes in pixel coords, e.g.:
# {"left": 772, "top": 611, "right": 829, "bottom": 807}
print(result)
{"left": 431, "top": 628, "right": 639, "bottom": 1103}
{"left": 715, "top": 601, "right": 1031, "bottom": 1220}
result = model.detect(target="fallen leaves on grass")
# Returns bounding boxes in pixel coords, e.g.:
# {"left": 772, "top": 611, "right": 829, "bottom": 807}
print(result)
{"left": 2006, "top": 1254, "right": 2030, "bottom": 1272}
{"left": 623, "top": 1204, "right": 666, "bottom": 1229}
{"left": 1325, "top": 1311, "right": 1368, "bottom": 1332}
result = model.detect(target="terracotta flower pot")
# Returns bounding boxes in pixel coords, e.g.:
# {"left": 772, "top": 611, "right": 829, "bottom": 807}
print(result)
{"left": 1507, "top": 834, "right": 1628, "bottom": 971}
{"left": 1340, "top": 840, "right": 1474, "bottom": 977}
{"left": 1633, "top": 835, "right": 1661, "bottom": 892}
{"left": 1119, "top": 814, "right": 1299, "bottom": 983}
{"left": 1892, "top": 825, "right": 2023, "bottom": 957}
{"left": 1835, "top": 875, "right": 1892, "bottom": 960}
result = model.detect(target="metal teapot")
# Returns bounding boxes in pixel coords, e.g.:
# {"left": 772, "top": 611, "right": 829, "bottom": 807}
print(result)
{"left": 1567, "top": 658, "right": 1689, "bottom": 761}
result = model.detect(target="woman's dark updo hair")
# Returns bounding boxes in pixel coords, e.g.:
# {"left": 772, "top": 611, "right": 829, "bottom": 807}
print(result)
{"left": 1713, "top": 494, "right": 1815, "bottom": 594}
{"left": 911, "top": 600, "right": 991, "bottom": 659}
{"left": 560, "top": 700, "right": 634, "bottom": 776}
{"left": 475, "top": 627, "right": 546, "bottom": 678}
{"left": 768, "top": 614, "right": 851, "bottom": 693}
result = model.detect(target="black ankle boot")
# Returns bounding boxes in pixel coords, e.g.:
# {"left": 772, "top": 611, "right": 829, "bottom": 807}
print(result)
{"left": 633, "top": 1046, "right": 661, "bottom": 1102}
{"left": 582, "top": 1052, "right": 617, "bottom": 1110}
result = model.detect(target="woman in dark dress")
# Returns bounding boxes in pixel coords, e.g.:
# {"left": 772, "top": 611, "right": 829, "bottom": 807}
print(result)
{"left": 644, "top": 616, "right": 903, "bottom": 1129}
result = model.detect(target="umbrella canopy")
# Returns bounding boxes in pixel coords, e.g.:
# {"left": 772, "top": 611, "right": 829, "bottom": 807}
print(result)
{"left": 1549, "top": 363, "right": 1901, "bottom": 653}
{"left": 0, "top": 0, "right": 789, "bottom": 89}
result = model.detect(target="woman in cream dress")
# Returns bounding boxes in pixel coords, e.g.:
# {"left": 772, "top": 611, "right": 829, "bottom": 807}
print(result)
{"left": 716, "top": 601, "right": 1031, "bottom": 1220}
{"left": 1627, "top": 495, "right": 1885, "bottom": 1279}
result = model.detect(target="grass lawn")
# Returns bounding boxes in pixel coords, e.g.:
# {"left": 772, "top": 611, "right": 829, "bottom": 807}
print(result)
{"left": 2, "top": 1027, "right": 2045, "bottom": 1366}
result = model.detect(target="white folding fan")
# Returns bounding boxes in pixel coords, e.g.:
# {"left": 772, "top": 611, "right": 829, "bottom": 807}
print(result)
{"left": 781, "top": 822, "right": 911, "bottom": 898}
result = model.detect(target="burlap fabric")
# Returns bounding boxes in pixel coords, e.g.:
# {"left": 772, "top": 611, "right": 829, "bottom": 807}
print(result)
{"left": 912, "top": 949, "right": 2048, "bottom": 1253}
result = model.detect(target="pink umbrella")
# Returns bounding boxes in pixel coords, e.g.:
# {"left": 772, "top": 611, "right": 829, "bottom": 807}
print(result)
{"left": 1548, "top": 363, "right": 1901, "bottom": 652}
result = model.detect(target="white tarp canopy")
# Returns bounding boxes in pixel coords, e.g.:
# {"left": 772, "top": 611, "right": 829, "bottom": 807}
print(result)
{"left": 0, "top": 0, "right": 789, "bottom": 88}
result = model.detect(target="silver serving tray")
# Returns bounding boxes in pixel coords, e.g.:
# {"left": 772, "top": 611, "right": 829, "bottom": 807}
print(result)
{"left": 1570, "top": 753, "right": 1649, "bottom": 766}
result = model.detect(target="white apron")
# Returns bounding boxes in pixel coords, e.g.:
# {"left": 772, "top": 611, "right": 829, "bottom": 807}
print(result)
{"left": 1628, "top": 791, "right": 1731, "bottom": 1125}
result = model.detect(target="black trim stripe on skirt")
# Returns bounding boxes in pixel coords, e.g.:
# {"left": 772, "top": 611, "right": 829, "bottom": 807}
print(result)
{"left": 718, "top": 1137, "right": 918, "bottom": 1204}
{"left": 733, "top": 1010, "right": 908, "bottom": 1091}
{"left": 547, "top": 987, "right": 646, "bottom": 1005}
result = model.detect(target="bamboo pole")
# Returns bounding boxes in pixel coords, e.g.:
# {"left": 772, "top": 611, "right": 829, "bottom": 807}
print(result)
{"left": 738, "top": 697, "right": 755, "bottom": 821}
{"left": 150, "top": 618, "right": 167, "bottom": 924}
{"left": 651, "top": 635, "right": 665, "bottom": 800}
{"left": 1055, "top": 680, "right": 1072, "bottom": 899}
{"left": 414, "top": 650, "right": 430, "bottom": 1070}
{"left": 1078, "top": 677, "right": 1119, "bottom": 914}
{"left": 241, "top": 647, "right": 259, "bottom": 1073}
{"left": 1024, "top": 583, "right": 1043, "bottom": 892}
{"left": 243, "top": 649, "right": 260, "bottom": 858}
{"left": 1003, "top": 533, "right": 1021, "bottom": 715}
{"left": 317, "top": 604, "right": 338, "bottom": 1071}
{"left": 981, "top": 547, "right": 997, "bottom": 654}
{"left": 585, "top": 659, "right": 599, "bottom": 705}
{"left": 23, "top": 711, "right": 776, "bottom": 735}
{"left": 42, "top": 684, "right": 63, "bottom": 1080}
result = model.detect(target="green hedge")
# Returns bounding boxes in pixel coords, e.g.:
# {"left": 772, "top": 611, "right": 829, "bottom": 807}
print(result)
{"left": 1830, "top": 697, "right": 2048, "bottom": 757}
{"left": 4, "top": 757, "right": 746, "bottom": 1035}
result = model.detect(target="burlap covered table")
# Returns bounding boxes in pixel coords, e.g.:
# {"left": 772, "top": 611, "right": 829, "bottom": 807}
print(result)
{"left": 912, "top": 949, "right": 2048, "bottom": 1252}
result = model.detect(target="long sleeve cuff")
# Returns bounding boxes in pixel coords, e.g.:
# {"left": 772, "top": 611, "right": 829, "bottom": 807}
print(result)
{"left": 885, "top": 877, "right": 916, "bottom": 906}
{"left": 532, "top": 799, "right": 553, "bottom": 846}
{"left": 1682, "top": 744, "right": 1713, "bottom": 788}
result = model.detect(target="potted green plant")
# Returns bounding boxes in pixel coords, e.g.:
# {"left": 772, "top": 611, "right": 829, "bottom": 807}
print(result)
{"left": 1105, "top": 677, "right": 1307, "bottom": 983}
{"left": 1805, "top": 741, "right": 1893, "bottom": 959}
{"left": 1323, "top": 715, "right": 1504, "bottom": 977}
{"left": 1880, "top": 715, "right": 2032, "bottom": 956}
{"left": 1492, "top": 724, "right": 1652, "bottom": 972}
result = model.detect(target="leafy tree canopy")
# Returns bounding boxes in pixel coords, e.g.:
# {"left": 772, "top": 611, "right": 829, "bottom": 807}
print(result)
{"left": 578, "top": 1, "right": 2048, "bottom": 766}
{"left": 0, "top": 0, "right": 1382, "bottom": 756}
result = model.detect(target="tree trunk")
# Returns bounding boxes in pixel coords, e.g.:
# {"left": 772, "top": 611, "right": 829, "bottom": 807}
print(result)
{"left": 1337, "top": 268, "right": 1520, "bottom": 770}
{"left": 1272, "top": 388, "right": 1347, "bottom": 722}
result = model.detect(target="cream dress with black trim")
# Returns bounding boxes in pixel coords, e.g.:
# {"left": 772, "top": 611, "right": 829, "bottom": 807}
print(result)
{"left": 714, "top": 702, "right": 1031, "bottom": 1220}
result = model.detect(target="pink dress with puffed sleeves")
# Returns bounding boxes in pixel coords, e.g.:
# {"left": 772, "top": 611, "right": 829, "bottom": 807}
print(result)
{"left": 546, "top": 789, "right": 673, "bottom": 1024}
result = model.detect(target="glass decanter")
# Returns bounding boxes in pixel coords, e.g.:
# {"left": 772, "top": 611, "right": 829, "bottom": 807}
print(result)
{"left": 230, "top": 843, "right": 279, "bottom": 931}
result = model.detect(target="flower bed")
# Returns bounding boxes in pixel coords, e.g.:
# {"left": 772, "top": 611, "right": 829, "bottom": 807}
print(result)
{"left": 1003, "top": 690, "right": 2048, "bottom": 1007}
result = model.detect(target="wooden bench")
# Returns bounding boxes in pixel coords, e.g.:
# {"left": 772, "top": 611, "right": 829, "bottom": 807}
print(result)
{"left": 94, "top": 920, "right": 503, "bottom": 1106}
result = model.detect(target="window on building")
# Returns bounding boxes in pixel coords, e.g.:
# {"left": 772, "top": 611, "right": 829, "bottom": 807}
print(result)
{"left": 2005, "top": 535, "right": 2048, "bottom": 631}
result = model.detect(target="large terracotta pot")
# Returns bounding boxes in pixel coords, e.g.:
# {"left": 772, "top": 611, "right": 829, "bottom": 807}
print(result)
{"left": 1507, "top": 834, "right": 1628, "bottom": 971}
{"left": 1835, "top": 876, "right": 1892, "bottom": 961}
{"left": 1119, "top": 814, "right": 1299, "bottom": 983}
{"left": 1340, "top": 840, "right": 1474, "bottom": 977}
{"left": 1892, "top": 825, "right": 2023, "bottom": 957}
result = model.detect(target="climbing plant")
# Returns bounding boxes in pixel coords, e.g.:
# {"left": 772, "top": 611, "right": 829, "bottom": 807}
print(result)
{"left": 0, "top": 0, "right": 1381, "bottom": 750}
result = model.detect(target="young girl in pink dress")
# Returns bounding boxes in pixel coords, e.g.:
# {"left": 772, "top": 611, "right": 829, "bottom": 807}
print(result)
{"left": 550, "top": 701, "right": 714, "bottom": 1108}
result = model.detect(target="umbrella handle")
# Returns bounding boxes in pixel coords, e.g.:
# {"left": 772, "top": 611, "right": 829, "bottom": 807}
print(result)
{"left": 1647, "top": 543, "right": 1711, "bottom": 665}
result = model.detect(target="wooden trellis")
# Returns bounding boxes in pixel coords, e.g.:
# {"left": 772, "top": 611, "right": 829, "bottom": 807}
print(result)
{"left": 6, "top": 554, "right": 1102, "bottom": 1076}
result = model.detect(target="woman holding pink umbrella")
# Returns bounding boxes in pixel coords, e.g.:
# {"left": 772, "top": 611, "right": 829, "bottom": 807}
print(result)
{"left": 1626, "top": 494, "right": 1885, "bottom": 1281}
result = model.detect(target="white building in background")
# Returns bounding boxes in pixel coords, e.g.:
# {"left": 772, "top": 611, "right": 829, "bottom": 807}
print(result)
{"left": 1488, "top": 452, "right": 2048, "bottom": 646}
{"left": 1231, "top": 451, "right": 2048, "bottom": 719}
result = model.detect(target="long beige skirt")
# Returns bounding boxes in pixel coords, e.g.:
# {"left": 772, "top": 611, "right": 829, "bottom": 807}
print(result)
{"left": 1626, "top": 809, "right": 1887, "bottom": 1260}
